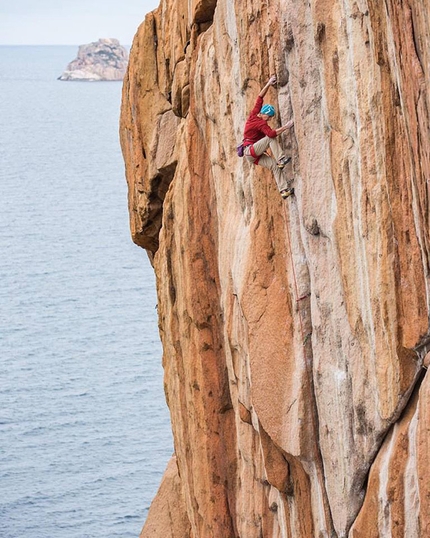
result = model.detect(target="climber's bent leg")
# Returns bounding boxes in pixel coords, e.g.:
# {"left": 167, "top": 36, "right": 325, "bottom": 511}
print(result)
{"left": 269, "top": 138, "right": 291, "bottom": 168}
{"left": 249, "top": 136, "right": 290, "bottom": 168}
{"left": 244, "top": 138, "right": 269, "bottom": 164}
{"left": 257, "top": 153, "right": 290, "bottom": 192}
{"left": 268, "top": 137, "right": 284, "bottom": 160}
{"left": 251, "top": 136, "right": 272, "bottom": 156}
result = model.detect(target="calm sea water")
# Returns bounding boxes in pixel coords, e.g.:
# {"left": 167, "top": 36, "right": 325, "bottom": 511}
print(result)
{"left": 0, "top": 46, "right": 172, "bottom": 538}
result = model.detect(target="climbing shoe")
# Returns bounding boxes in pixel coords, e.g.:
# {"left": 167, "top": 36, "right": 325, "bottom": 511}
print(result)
{"left": 277, "top": 156, "right": 291, "bottom": 169}
{"left": 280, "top": 187, "right": 294, "bottom": 199}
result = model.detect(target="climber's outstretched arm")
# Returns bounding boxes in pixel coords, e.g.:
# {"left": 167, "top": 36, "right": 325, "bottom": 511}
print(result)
{"left": 259, "top": 75, "right": 277, "bottom": 98}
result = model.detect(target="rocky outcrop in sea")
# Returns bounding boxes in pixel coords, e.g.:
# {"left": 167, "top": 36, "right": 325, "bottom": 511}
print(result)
{"left": 120, "top": 1, "right": 430, "bottom": 537}
{"left": 58, "top": 38, "right": 128, "bottom": 81}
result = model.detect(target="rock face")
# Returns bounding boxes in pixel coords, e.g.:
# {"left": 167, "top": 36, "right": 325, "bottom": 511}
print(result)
{"left": 120, "top": 1, "right": 430, "bottom": 537}
{"left": 58, "top": 38, "right": 128, "bottom": 81}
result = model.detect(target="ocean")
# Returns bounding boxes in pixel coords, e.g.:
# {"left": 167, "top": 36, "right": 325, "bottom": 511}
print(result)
{"left": 0, "top": 46, "right": 172, "bottom": 538}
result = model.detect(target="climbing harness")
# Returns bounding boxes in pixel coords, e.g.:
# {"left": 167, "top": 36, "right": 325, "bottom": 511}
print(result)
{"left": 248, "top": 144, "right": 262, "bottom": 165}
{"left": 237, "top": 138, "right": 262, "bottom": 165}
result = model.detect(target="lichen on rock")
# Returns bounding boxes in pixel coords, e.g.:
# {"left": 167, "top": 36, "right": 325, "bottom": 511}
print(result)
{"left": 120, "top": 0, "right": 430, "bottom": 536}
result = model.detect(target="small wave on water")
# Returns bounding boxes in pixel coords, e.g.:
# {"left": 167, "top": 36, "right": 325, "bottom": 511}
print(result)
{"left": 0, "top": 46, "right": 172, "bottom": 538}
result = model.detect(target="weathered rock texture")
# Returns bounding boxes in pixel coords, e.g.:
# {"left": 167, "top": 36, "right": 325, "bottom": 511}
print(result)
{"left": 120, "top": 1, "right": 430, "bottom": 536}
{"left": 58, "top": 38, "right": 128, "bottom": 81}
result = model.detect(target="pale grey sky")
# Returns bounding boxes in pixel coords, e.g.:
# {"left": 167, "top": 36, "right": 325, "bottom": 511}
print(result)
{"left": 0, "top": 0, "right": 160, "bottom": 45}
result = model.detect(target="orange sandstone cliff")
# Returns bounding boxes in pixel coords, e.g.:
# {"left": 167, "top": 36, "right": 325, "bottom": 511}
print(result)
{"left": 119, "top": 1, "right": 430, "bottom": 536}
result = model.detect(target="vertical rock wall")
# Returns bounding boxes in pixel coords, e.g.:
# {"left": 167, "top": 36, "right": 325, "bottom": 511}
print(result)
{"left": 120, "top": 1, "right": 430, "bottom": 536}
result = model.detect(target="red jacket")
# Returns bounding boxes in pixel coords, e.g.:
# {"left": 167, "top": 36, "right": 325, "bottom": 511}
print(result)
{"left": 243, "top": 96, "right": 277, "bottom": 145}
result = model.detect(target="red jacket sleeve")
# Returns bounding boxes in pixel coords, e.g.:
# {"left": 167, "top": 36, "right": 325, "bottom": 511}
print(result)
{"left": 260, "top": 122, "right": 277, "bottom": 138}
{"left": 249, "top": 96, "right": 264, "bottom": 118}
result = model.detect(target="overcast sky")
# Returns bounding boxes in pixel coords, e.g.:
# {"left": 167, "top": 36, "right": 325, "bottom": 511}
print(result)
{"left": 0, "top": 0, "right": 160, "bottom": 45}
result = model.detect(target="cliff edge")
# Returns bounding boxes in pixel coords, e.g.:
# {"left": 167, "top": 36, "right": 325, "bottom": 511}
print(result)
{"left": 120, "top": 1, "right": 430, "bottom": 536}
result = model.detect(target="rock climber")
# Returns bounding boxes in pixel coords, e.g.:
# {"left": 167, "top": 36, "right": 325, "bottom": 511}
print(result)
{"left": 242, "top": 75, "right": 294, "bottom": 199}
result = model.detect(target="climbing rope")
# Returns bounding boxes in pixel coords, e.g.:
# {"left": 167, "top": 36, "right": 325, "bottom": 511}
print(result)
{"left": 283, "top": 202, "right": 310, "bottom": 347}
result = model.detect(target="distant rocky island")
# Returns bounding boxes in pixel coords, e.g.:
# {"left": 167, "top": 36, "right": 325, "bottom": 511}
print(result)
{"left": 58, "top": 38, "right": 128, "bottom": 81}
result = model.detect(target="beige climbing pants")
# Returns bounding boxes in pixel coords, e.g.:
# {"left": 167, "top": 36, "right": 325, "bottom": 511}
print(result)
{"left": 244, "top": 136, "right": 290, "bottom": 192}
